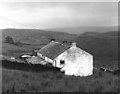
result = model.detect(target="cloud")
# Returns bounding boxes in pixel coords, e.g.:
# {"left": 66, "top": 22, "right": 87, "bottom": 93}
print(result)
{"left": 0, "top": 2, "right": 118, "bottom": 29}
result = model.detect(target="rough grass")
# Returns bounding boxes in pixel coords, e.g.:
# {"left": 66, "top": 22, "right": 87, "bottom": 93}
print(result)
{"left": 2, "top": 67, "right": 119, "bottom": 92}
{"left": 2, "top": 43, "right": 44, "bottom": 57}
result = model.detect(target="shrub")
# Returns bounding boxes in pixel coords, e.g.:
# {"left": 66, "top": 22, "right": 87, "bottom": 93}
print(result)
{"left": 5, "top": 36, "right": 14, "bottom": 44}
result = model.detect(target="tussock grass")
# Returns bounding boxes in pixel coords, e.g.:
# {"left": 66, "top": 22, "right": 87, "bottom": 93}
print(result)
{"left": 2, "top": 67, "right": 119, "bottom": 92}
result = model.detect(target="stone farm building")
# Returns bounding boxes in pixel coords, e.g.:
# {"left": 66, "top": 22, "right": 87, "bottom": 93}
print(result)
{"left": 37, "top": 41, "right": 93, "bottom": 76}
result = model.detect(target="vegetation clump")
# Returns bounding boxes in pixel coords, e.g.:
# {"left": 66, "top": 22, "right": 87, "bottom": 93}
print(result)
{"left": 2, "top": 66, "right": 119, "bottom": 92}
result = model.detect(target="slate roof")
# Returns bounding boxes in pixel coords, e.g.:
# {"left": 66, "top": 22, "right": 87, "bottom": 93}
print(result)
{"left": 38, "top": 41, "right": 70, "bottom": 59}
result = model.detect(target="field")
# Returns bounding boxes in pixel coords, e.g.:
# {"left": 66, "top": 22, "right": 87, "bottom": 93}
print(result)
{"left": 1, "top": 61, "right": 119, "bottom": 92}
{"left": 2, "top": 29, "right": 77, "bottom": 58}
{"left": 1, "top": 29, "right": 119, "bottom": 92}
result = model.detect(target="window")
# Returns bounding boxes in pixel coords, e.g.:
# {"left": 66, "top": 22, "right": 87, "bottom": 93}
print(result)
{"left": 61, "top": 70, "right": 65, "bottom": 74}
{"left": 60, "top": 60, "right": 65, "bottom": 64}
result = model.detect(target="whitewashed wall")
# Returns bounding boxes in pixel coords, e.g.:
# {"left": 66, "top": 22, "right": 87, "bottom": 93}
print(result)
{"left": 37, "top": 52, "right": 53, "bottom": 64}
{"left": 37, "top": 53, "right": 42, "bottom": 57}
{"left": 44, "top": 56, "right": 53, "bottom": 64}
{"left": 54, "top": 45, "right": 93, "bottom": 77}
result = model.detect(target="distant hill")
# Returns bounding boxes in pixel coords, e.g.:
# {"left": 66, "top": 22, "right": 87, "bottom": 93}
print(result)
{"left": 2, "top": 29, "right": 77, "bottom": 44}
{"left": 1, "top": 29, "right": 118, "bottom": 69}
{"left": 50, "top": 26, "right": 118, "bottom": 34}
{"left": 73, "top": 31, "right": 118, "bottom": 62}
{"left": 2, "top": 29, "right": 118, "bottom": 61}
{"left": 79, "top": 31, "right": 119, "bottom": 38}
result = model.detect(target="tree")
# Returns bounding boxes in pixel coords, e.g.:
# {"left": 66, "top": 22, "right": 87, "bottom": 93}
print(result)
{"left": 5, "top": 36, "right": 14, "bottom": 44}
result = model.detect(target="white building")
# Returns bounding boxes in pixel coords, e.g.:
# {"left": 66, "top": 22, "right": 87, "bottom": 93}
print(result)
{"left": 37, "top": 41, "right": 93, "bottom": 77}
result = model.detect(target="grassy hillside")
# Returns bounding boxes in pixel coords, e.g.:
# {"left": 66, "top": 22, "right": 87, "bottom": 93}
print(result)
{"left": 2, "top": 29, "right": 76, "bottom": 44}
{"left": 73, "top": 31, "right": 118, "bottom": 69}
{"left": 1, "top": 60, "right": 119, "bottom": 92}
{"left": 2, "top": 29, "right": 118, "bottom": 61}
{"left": 1, "top": 29, "right": 119, "bottom": 92}
{"left": 2, "top": 29, "right": 118, "bottom": 66}
{"left": 2, "top": 29, "right": 77, "bottom": 57}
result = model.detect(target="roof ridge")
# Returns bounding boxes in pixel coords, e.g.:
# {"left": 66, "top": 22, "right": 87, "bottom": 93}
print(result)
{"left": 38, "top": 41, "right": 70, "bottom": 60}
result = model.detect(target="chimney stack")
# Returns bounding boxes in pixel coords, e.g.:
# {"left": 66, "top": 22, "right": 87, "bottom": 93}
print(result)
{"left": 50, "top": 38, "right": 55, "bottom": 42}
{"left": 71, "top": 42, "right": 77, "bottom": 47}
{"left": 63, "top": 40, "right": 67, "bottom": 44}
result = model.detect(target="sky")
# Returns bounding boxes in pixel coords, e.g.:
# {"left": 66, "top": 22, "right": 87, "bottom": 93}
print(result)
{"left": 0, "top": 2, "right": 118, "bottom": 29}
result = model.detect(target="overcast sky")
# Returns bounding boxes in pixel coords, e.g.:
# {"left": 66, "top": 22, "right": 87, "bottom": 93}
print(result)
{"left": 0, "top": 2, "right": 118, "bottom": 29}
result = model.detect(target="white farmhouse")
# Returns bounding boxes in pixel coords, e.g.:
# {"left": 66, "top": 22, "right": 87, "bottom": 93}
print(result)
{"left": 37, "top": 41, "right": 93, "bottom": 77}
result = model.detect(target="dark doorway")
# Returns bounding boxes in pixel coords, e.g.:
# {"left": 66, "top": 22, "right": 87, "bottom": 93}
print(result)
{"left": 60, "top": 60, "right": 65, "bottom": 64}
